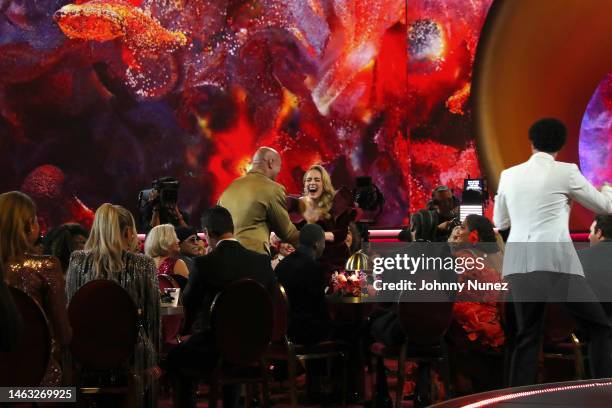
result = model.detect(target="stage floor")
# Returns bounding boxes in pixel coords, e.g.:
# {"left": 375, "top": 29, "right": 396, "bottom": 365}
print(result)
{"left": 432, "top": 379, "right": 612, "bottom": 407}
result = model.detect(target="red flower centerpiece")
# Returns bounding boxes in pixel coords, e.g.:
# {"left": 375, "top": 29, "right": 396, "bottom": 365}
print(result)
{"left": 330, "top": 270, "right": 368, "bottom": 297}
{"left": 330, "top": 250, "right": 370, "bottom": 297}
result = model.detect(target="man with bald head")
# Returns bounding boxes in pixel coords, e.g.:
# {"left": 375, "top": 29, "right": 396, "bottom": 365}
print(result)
{"left": 218, "top": 147, "right": 299, "bottom": 254}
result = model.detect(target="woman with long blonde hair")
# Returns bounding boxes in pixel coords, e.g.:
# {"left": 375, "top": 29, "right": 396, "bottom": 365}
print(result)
{"left": 66, "top": 203, "right": 159, "bottom": 407}
{"left": 0, "top": 191, "right": 71, "bottom": 385}
{"left": 293, "top": 164, "right": 358, "bottom": 278}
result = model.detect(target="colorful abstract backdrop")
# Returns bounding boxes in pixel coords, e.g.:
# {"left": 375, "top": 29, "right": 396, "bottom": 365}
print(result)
{"left": 0, "top": 0, "right": 493, "bottom": 230}
{"left": 579, "top": 72, "right": 612, "bottom": 189}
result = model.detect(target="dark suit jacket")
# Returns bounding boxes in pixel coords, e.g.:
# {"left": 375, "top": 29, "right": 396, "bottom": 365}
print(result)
{"left": 0, "top": 278, "right": 23, "bottom": 352}
{"left": 183, "top": 239, "right": 275, "bottom": 334}
{"left": 579, "top": 240, "right": 612, "bottom": 317}
{"left": 275, "top": 248, "right": 330, "bottom": 345}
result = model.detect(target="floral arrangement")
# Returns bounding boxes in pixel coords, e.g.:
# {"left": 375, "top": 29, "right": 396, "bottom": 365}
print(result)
{"left": 452, "top": 302, "right": 505, "bottom": 349}
{"left": 330, "top": 270, "right": 368, "bottom": 297}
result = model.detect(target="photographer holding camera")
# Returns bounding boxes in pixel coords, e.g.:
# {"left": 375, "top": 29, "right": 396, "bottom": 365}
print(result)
{"left": 404, "top": 185, "right": 460, "bottom": 242}
{"left": 139, "top": 177, "right": 189, "bottom": 233}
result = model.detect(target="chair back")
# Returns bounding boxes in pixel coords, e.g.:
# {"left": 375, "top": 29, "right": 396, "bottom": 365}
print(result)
{"left": 211, "top": 279, "right": 273, "bottom": 365}
{"left": 271, "top": 282, "right": 289, "bottom": 342}
{"left": 68, "top": 280, "right": 138, "bottom": 370}
{"left": 544, "top": 303, "right": 576, "bottom": 344}
{"left": 396, "top": 297, "right": 454, "bottom": 346}
{"left": 0, "top": 287, "right": 51, "bottom": 386}
{"left": 158, "top": 274, "right": 179, "bottom": 291}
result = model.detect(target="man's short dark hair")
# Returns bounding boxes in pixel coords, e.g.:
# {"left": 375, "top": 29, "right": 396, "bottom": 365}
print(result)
{"left": 528, "top": 118, "right": 567, "bottom": 153}
{"left": 299, "top": 224, "right": 325, "bottom": 248}
{"left": 594, "top": 215, "right": 612, "bottom": 239}
{"left": 201, "top": 206, "right": 234, "bottom": 237}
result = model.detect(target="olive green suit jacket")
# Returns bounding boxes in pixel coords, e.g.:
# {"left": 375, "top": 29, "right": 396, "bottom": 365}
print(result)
{"left": 218, "top": 171, "right": 299, "bottom": 254}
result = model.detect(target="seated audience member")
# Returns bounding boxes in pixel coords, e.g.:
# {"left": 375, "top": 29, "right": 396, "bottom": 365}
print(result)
{"left": 270, "top": 232, "right": 295, "bottom": 269}
{"left": 406, "top": 186, "right": 460, "bottom": 242}
{"left": 0, "top": 266, "right": 24, "bottom": 352}
{"left": 368, "top": 231, "right": 412, "bottom": 407}
{"left": 0, "top": 191, "right": 71, "bottom": 385}
{"left": 276, "top": 223, "right": 329, "bottom": 346}
{"left": 276, "top": 224, "right": 336, "bottom": 400}
{"left": 580, "top": 215, "right": 612, "bottom": 317}
{"left": 164, "top": 205, "right": 275, "bottom": 408}
{"left": 66, "top": 204, "right": 159, "bottom": 407}
{"left": 195, "top": 238, "right": 206, "bottom": 255}
{"left": 145, "top": 224, "right": 190, "bottom": 279}
{"left": 43, "top": 223, "right": 88, "bottom": 273}
{"left": 345, "top": 221, "right": 362, "bottom": 254}
{"left": 448, "top": 215, "right": 505, "bottom": 392}
{"left": 175, "top": 226, "right": 200, "bottom": 275}
{"left": 146, "top": 226, "right": 192, "bottom": 351}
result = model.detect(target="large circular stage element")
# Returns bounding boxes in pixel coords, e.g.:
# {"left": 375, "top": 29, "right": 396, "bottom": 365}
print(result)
{"left": 431, "top": 379, "right": 612, "bottom": 408}
{"left": 473, "top": 0, "right": 612, "bottom": 193}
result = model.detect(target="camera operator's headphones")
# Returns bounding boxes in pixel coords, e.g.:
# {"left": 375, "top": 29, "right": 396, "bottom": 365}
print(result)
{"left": 429, "top": 185, "right": 460, "bottom": 209}
{"left": 408, "top": 186, "right": 460, "bottom": 242}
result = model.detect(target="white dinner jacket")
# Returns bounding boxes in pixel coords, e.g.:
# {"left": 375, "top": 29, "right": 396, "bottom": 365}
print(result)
{"left": 494, "top": 152, "right": 612, "bottom": 276}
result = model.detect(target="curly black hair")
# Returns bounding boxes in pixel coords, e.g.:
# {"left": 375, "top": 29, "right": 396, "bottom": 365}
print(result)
{"left": 528, "top": 118, "right": 567, "bottom": 153}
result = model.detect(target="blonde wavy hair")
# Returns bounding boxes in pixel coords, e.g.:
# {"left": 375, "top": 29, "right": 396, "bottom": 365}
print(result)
{"left": 303, "top": 164, "right": 336, "bottom": 220}
{"left": 0, "top": 191, "right": 37, "bottom": 279}
{"left": 85, "top": 203, "right": 138, "bottom": 278}
{"left": 144, "top": 224, "right": 178, "bottom": 258}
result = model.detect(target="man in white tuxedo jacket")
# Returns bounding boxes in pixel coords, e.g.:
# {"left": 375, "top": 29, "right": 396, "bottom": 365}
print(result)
{"left": 494, "top": 118, "right": 612, "bottom": 386}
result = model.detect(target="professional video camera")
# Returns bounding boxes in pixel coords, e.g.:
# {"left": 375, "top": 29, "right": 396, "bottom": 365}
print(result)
{"left": 353, "top": 176, "right": 385, "bottom": 213}
{"left": 353, "top": 176, "right": 385, "bottom": 242}
{"left": 138, "top": 177, "right": 181, "bottom": 228}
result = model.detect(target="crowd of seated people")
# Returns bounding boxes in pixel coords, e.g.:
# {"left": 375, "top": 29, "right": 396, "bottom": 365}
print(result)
{"left": 3, "top": 140, "right": 612, "bottom": 408}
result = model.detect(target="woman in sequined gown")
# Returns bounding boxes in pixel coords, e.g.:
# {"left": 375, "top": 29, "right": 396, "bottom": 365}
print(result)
{"left": 66, "top": 204, "right": 160, "bottom": 407}
{"left": 144, "top": 223, "right": 189, "bottom": 352}
{"left": 144, "top": 224, "right": 190, "bottom": 279}
{"left": 0, "top": 191, "right": 72, "bottom": 385}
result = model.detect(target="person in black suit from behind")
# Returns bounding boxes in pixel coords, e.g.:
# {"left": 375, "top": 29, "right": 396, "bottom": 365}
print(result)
{"left": 275, "top": 224, "right": 337, "bottom": 401}
{"left": 275, "top": 223, "right": 330, "bottom": 346}
{"left": 579, "top": 215, "right": 612, "bottom": 318}
{"left": 164, "top": 205, "right": 275, "bottom": 408}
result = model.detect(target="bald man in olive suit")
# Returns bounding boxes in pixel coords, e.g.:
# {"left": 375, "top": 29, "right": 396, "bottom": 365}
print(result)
{"left": 218, "top": 147, "right": 299, "bottom": 255}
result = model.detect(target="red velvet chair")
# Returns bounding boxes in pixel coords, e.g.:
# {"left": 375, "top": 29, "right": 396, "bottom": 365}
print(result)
{"left": 540, "top": 303, "right": 586, "bottom": 381}
{"left": 370, "top": 299, "right": 454, "bottom": 408}
{"left": 0, "top": 287, "right": 51, "bottom": 386}
{"left": 68, "top": 280, "right": 139, "bottom": 404}
{"left": 206, "top": 279, "right": 274, "bottom": 408}
{"left": 266, "top": 283, "right": 349, "bottom": 407}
